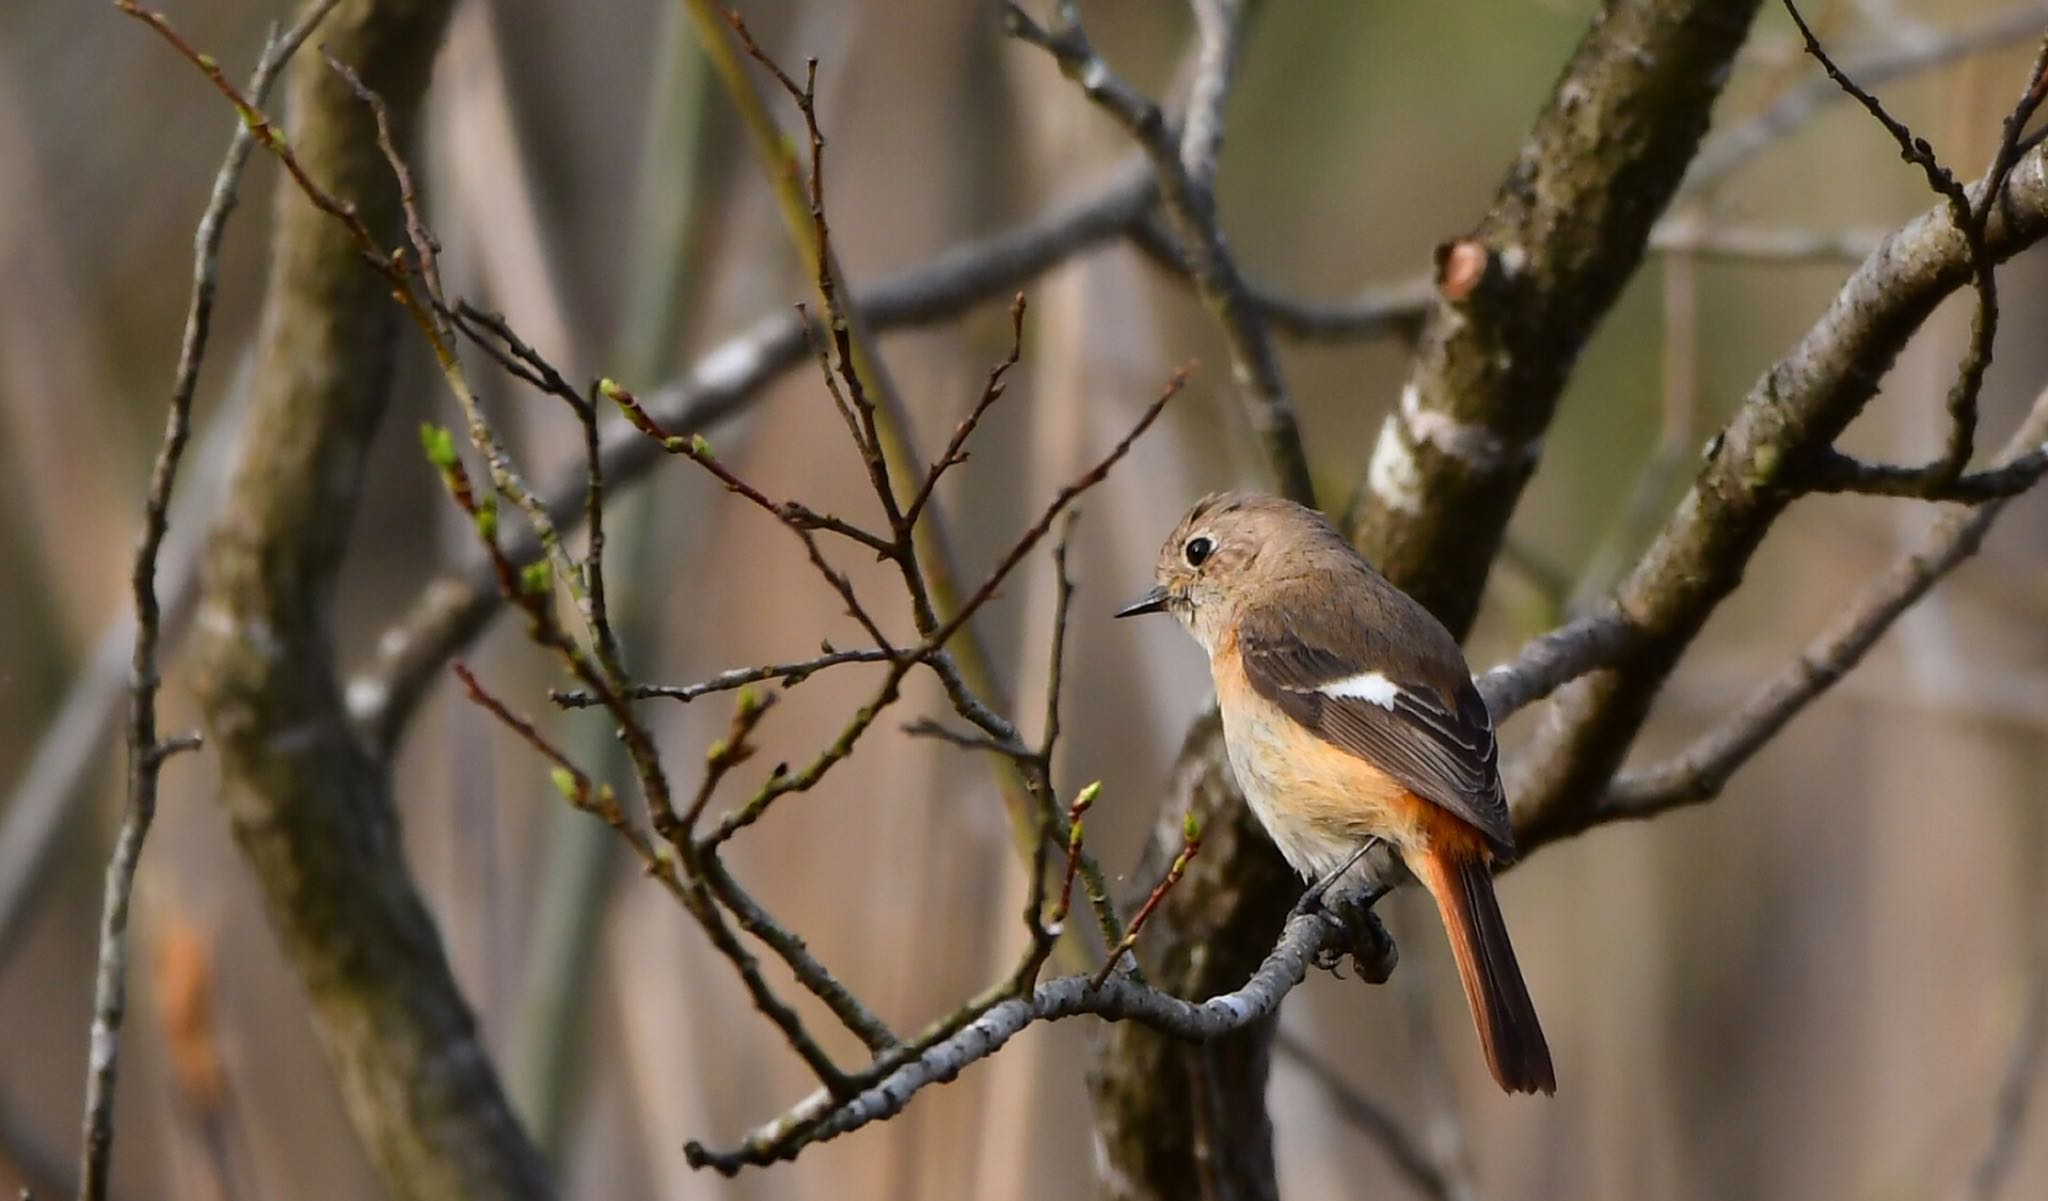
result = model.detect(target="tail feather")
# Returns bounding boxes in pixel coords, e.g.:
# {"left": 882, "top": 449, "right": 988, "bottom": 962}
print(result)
{"left": 1413, "top": 845, "right": 1555, "bottom": 1095}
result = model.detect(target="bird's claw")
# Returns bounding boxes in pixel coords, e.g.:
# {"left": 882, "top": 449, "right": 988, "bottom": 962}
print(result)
{"left": 1302, "top": 886, "right": 1397, "bottom": 984}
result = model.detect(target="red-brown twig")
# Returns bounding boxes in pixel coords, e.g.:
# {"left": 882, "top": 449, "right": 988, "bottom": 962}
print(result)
{"left": 1049, "top": 784, "right": 1098, "bottom": 935}
{"left": 1090, "top": 814, "right": 1205, "bottom": 990}
{"left": 903, "top": 294, "right": 1027, "bottom": 530}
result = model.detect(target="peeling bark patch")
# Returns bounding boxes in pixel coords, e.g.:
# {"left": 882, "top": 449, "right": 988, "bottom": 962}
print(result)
{"left": 1398, "top": 382, "right": 1523, "bottom": 470}
{"left": 1366, "top": 416, "right": 1426, "bottom": 514}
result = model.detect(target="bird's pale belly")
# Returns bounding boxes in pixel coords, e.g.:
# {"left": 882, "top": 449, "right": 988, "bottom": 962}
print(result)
{"left": 1217, "top": 693, "right": 1431, "bottom": 882}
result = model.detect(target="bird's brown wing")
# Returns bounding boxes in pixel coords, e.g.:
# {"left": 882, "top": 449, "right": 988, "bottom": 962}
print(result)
{"left": 1238, "top": 615, "right": 1512, "bottom": 856}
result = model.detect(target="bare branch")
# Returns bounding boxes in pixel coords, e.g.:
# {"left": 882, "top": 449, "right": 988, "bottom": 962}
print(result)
{"left": 79, "top": 7, "right": 337, "bottom": 1198}
{"left": 1781, "top": 0, "right": 1995, "bottom": 488}
{"left": 1602, "top": 379, "right": 2048, "bottom": 819}
{"left": 1512, "top": 140, "right": 2048, "bottom": 848}
{"left": 903, "top": 294, "right": 1026, "bottom": 529}
{"left": 684, "top": 906, "right": 1350, "bottom": 1175}
{"left": 1967, "top": 940, "right": 2048, "bottom": 1201}
{"left": 1685, "top": 1, "right": 2048, "bottom": 194}
{"left": 1006, "top": 0, "right": 1317, "bottom": 504}
{"left": 550, "top": 649, "right": 896, "bottom": 708}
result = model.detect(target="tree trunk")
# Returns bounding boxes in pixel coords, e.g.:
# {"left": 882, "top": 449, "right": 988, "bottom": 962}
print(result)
{"left": 1086, "top": 3, "right": 1762, "bottom": 1196}
{"left": 189, "top": 1, "right": 555, "bottom": 1198}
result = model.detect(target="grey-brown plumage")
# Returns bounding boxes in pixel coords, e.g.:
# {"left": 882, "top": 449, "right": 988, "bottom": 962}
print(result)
{"left": 1118, "top": 491, "right": 1553, "bottom": 1094}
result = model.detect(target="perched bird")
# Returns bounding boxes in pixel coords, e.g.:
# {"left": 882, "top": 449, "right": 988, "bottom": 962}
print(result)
{"left": 1118, "top": 491, "right": 1554, "bottom": 1094}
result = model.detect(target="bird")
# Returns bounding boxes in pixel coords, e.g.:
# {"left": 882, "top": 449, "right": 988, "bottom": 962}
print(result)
{"left": 1117, "top": 490, "right": 1554, "bottom": 1094}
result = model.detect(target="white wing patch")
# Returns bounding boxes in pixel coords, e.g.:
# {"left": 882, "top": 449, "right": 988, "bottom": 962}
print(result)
{"left": 1318, "top": 671, "right": 1401, "bottom": 709}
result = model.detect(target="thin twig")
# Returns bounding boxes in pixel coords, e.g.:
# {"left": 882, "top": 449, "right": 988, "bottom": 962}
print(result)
{"left": 902, "top": 294, "right": 1027, "bottom": 529}
{"left": 1784, "top": 0, "right": 2000, "bottom": 487}
{"left": 81, "top": 5, "right": 340, "bottom": 1198}
{"left": 1685, "top": 1, "right": 2048, "bottom": 193}
{"left": 1966, "top": 940, "right": 2048, "bottom": 1201}
{"left": 1090, "top": 815, "right": 1204, "bottom": 990}
{"left": 1006, "top": 0, "right": 1316, "bottom": 504}
{"left": 549, "top": 649, "right": 896, "bottom": 708}
{"left": 901, "top": 720, "right": 1035, "bottom": 760}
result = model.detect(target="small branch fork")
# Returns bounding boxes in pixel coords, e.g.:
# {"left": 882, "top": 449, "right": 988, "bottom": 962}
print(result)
{"left": 1003, "top": 0, "right": 1318, "bottom": 505}
{"left": 1781, "top": 0, "right": 2048, "bottom": 495}
{"left": 77, "top": 6, "right": 342, "bottom": 1200}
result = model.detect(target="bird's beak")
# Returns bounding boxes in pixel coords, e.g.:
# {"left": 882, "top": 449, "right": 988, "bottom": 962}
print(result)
{"left": 1115, "top": 585, "right": 1170, "bottom": 619}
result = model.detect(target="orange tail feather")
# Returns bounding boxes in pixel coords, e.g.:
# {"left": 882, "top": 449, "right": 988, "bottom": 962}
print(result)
{"left": 1410, "top": 834, "right": 1555, "bottom": 1095}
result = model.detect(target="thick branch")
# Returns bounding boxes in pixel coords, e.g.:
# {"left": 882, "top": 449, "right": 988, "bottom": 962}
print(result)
{"left": 1513, "top": 147, "right": 2048, "bottom": 847}
{"left": 1600, "top": 379, "right": 2048, "bottom": 820}
{"left": 1350, "top": 0, "right": 1765, "bottom": 629}
{"left": 180, "top": 0, "right": 553, "bottom": 1197}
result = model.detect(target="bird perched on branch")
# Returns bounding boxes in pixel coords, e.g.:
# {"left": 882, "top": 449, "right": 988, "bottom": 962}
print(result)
{"left": 1118, "top": 491, "right": 1554, "bottom": 1094}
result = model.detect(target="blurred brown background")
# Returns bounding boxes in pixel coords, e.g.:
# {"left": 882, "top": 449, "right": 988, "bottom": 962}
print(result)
{"left": 4, "top": 1, "right": 2048, "bottom": 1198}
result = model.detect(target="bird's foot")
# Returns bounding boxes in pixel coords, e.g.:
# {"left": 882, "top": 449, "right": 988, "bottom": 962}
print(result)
{"left": 1290, "top": 837, "right": 1383, "bottom": 920}
{"left": 1293, "top": 839, "right": 1398, "bottom": 984}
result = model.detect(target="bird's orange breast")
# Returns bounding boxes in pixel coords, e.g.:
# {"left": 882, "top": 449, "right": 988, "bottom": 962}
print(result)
{"left": 1211, "top": 643, "right": 1438, "bottom": 880}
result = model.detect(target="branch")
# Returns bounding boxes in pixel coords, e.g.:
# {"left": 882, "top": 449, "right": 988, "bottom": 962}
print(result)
{"left": 1006, "top": 0, "right": 1317, "bottom": 503}
{"left": 1512, "top": 114, "right": 2048, "bottom": 852}
{"left": 1797, "top": 446, "right": 2048, "bottom": 501}
{"left": 684, "top": 906, "right": 1350, "bottom": 1174}
{"left": 78, "top": 7, "right": 338, "bottom": 1198}
{"left": 1780, "top": 0, "right": 1998, "bottom": 489}
{"left": 1684, "top": 0, "right": 2048, "bottom": 195}
{"left": 1600, "top": 379, "right": 2048, "bottom": 820}
{"left": 548, "top": 648, "right": 896, "bottom": 708}
{"left": 152, "top": 0, "right": 556, "bottom": 1193}
{"left": 347, "top": 151, "right": 1158, "bottom": 753}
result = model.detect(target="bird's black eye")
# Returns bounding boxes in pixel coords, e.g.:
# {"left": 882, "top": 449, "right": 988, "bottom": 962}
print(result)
{"left": 1184, "top": 536, "right": 1215, "bottom": 567}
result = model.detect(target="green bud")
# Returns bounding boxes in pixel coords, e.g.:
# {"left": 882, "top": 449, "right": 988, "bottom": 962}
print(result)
{"left": 520, "top": 561, "right": 552, "bottom": 596}
{"left": 474, "top": 494, "right": 498, "bottom": 540}
{"left": 736, "top": 684, "right": 764, "bottom": 716}
{"left": 1072, "top": 781, "right": 1102, "bottom": 813}
{"left": 690, "top": 433, "right": 714, "bottom": 461}
{"left": 549, "top": 766, "right": 579, "bottom": 801}
{"left": 597, "top": 377, "right": 625, "bottom": 401}
{"left": 419, "top": 423, "right": 458, "bottom": 470}
{"left": 1750, "top": 443, "right": 1782, "bottom": 485}
{"left": 1182, "top": 812, "right": 1203, "bottom": 842}
{"left": 706, "top": 739, "right": 728, "bottom": 763}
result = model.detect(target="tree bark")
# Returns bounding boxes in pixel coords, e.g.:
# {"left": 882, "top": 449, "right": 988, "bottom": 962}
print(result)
{"left": 1087, "top": 3, "right": 1762, "bottom": 1197}
{"left": 188, "top": 1, "right": 554, "bottom": 1198}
